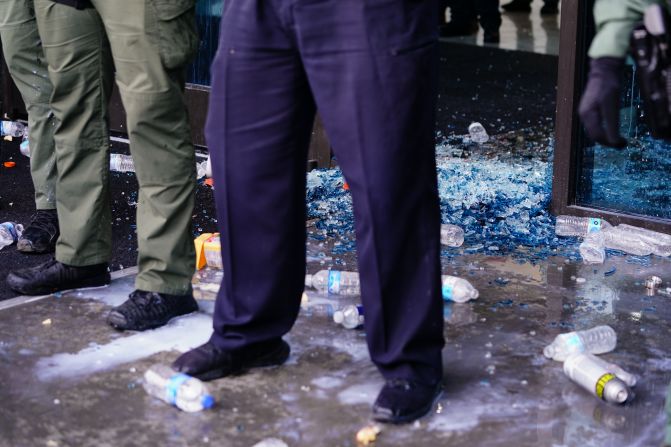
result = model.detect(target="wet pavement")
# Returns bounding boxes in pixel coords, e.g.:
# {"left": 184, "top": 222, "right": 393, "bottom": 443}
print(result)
{"left": 1, "top": 243, "right": 670, "bottom": 447}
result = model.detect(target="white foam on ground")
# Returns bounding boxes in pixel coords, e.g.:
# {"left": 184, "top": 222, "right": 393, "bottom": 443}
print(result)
{"left": 35, "top": 313, "right": 212, "bottom": 381}
{"left": 311, "top": 376, "right": 343, "bottom": 389}
{"left": 337, "top": 382, "right": 382, "bottom": 405}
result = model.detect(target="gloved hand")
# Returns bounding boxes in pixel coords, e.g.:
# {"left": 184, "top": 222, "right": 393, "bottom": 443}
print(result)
{"left": 578, "top": 57, "right": 627, "bottom": 148}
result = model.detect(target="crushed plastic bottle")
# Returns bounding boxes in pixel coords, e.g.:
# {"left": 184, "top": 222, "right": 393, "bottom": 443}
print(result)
{"left": 602, "top": 226, "right": 654, "bottom": 256}
{"left": 19, "top": 130, "right": 29, "bottom": 157}
{"left": 468, "top": 122, "right": 489, "bottom": 144}
{"left": 196, "top": 160, "right": 208, "bottom": 179}
{"left": 333, "top": 304, "right": 364, "bottom": 329}
{"left": 305, "top": 270, "right": 360, "bottom": 296}
{"left": 1, "top": 120, "right": 26, "bottom": 138}
{"left": 0, "top": 222, "right": 24, "bottom": 251}
{"left": 555, "top": 215, "right": 612, "bottom": 237}
{"left": 563, "top": 354, "right": 631, "bottom": 404}
{"left": 143, "top": 364, "right": 215, "bottom": 412}
{"left": 440, "top": 224, "right": 465, "bottom": 247}
{"left": 110, "top": 153, "right": 135, "bottom": 173}
{"left": 615, "top": 224, "right": 671, "bottom": 257}
{"left": 442, "top": 275, "right": 479, "bottom": 303}
{"left": 579, "top": 231, "right": 606, "bottom": 264}
{"left": 205, "top": 155, "right": 212, "bottom": 178}
{"left": 543, "top": 325, "right": 617, "bottom": 362}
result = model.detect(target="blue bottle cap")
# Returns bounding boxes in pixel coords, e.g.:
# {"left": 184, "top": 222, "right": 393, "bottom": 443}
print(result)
{"left": 201, "top": 394, "right": 215, "bottom": 409}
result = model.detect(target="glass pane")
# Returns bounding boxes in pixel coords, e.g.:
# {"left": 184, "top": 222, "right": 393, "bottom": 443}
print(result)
{"left": 575, "top": 62, "right": 671, "bottom": 220}
{"left": 187, "top": 0, "right": 224, "bottom": 86}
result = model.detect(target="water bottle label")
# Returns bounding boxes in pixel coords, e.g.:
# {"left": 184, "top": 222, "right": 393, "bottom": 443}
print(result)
{"left": 165, "top": 373, "right": 191, "bottom": 405}
{"left": 596, "top": 373, "right": 616, "bottom": 399}
{"left": 587, "top": 218, "right": 602, "bottom": 233}
{"left": 328, "top": 270, "right": 341, "bottom": 294}
{"left": 442, "top": 283, "right": 454, "bottom": 300}
{"left": 566, "top": 333, "right": 584, "bottom": 351}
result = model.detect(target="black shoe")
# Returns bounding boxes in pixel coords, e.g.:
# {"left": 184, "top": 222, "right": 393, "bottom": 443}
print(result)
{"left": 439, "top": 20, "right": 479, "bottom": 38}
{"left": 107, "top": 290, "right": 199, "bottom": 331}
{"left": 540, "top": 3, "right": 559, "bottom": 14}
{"left": 172, "top": 339, "right": 291, "bottom": 381}
{"left": 501, "top": 0, "right": 532, "bottom": 12}
{"left": 484, "top": 29, "right": 501, "bottom": 44}
{"left": 6, "top": 258, "right": 110, "bottom": 295}
{"left": 372, "top": 379, "right": 443, "bottom": 424}
{"left": 17, "top": 210, "right": 59, "bottom": 254}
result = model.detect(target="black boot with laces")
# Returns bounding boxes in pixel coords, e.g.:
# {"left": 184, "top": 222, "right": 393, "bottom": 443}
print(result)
{"left": 17, "top": 209, "right": 60, "bottom": 254}
{"left": 6, "top": 258, "right": 110, "bottom": 295}
{"left": 107, "top": 290, "right": 199, "bottom": 331}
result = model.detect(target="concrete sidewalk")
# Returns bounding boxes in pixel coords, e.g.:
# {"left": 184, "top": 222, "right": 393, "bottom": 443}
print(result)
{"left": 0, "top": 248, "right": 669, "bottom": 447}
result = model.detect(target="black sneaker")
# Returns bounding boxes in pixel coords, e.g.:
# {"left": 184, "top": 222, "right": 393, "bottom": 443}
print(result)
{"left": 17, "top": 209, "right": 60, "bottom": 254}
{"left": 6, "top": 258, "right": 110, "bottom": 295}
{"left": 107, "top": 290, "right": 199, "bottom": 331}
{"left": 172, "top": 339, "right": 291, "bottom": 381}
{"left": 372, "top": 379, "right": 443, "bottom": 424}
{"left": 501, "top": 0, "right": 532, "bottom": 12}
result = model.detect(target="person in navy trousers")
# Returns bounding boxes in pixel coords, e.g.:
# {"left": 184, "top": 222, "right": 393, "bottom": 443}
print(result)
{"left": 174, "top": 0, "right": 445, "bottom": 424}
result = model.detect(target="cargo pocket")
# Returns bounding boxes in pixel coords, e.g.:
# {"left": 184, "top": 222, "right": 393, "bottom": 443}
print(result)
{"left": 146, "top": 0, "right": 199, "bottom": 70}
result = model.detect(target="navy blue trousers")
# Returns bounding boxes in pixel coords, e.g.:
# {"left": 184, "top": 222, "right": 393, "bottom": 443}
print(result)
{"left": 206, "top": 0, "right": 444, "bottom": 385}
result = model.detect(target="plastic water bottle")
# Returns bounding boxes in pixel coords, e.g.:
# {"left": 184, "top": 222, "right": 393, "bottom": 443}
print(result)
{"left": 0, "top": 222, "right": 24, "bottom": 251}
{"left": 442, "top": 275, "right": 479, "bottom": 303}
{"left": 440, "top": 224, "right": 465, "bottom": 247}
{"left": 555, "top": 215, "right": 612, "bottom": 237}
{"left": 579, "top": 231, "right": 606, "bottom": 264}
{"left": 586, "top": 354, "right": 637, "bottom": 387}
{"left": 19, "top": 130, "right": 30, "bottom": 157}
{"left": 333, "top": 304, "right": 364, "bottom": 329}
{"left": 468, "top": 122, "right": 489, "bottom": 144}
{"left": 602, "top": 226, "right": 654, "bottom": 256}
{"left": 615, "top": 224, "right": 671, "bottom": 257}
{"left": 205, "top": 155, "right": 212, "bottom": 178}
{"left": 110, "top": 153, "right": 135, "bottom": 173}
{"left": 543, "top": 325, "right": 617, "bottom": 361}
{"left": 305, "top": 270, "right": 360, "bottom": 296}
{"left": 563, "top": 354, "right": 631, "bottom": 404}
{"left": 1, "top": 120, "right": 26, "bottom": 138}
{"left": 302, "top": 302, "right": 336, "bottom": 318}
{"left": 143, "top": 364, "right": 215, "bottom": 412}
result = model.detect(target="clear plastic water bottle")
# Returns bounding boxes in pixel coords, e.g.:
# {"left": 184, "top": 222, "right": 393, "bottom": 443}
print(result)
{"left": 1, "top": 120, "right": 26, "bottom": 138}
{"left": 563, "top": 354, "right": 631, "bottom": 404}
{"left": 555, "top": 215, "right": 612, "bottom": 237}
{"left": 442, "top": 275, "right": 479, "bottom": 303}
{"left": 579, "top": 231, "right": 606, "bottom": 264}
{"left": 615, "top": 224, "right": 671, "bottom": 257}
{"left": 0, "top": 222, "right": 24, "bottom": 251}
{"left": 602, "top": 226, "right": 654, "bottom": 256}
{"left": 143, "top": 364, "right": 215, "bottom": 412}
{"left": 333, "top": 304, "right": 364, "bottom": 329}
{"left": 468, "top": 122, "right": 489, "bottom": 144}
{"left": 110, "top": 153, "right": 135, "bottom": 173}
{"left": 585, "top": 354, "right": 637, "bottom": 387}
{"left": 440, "top": 224, "right": 465, "bottom": 247}
{"left": 302, "top": 302, "right": 336, "bottom": 318}
{"left": 305, "top": 270, "right": 361, "bottom": 296}
{"left": 19, "top": 130, "right": 30, "bottom": 157}
{"left": 543, "top": 325, "right": 617, "bottom": 361}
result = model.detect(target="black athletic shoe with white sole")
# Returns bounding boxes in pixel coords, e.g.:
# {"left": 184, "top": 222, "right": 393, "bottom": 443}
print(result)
{"left": 107, "top": 290, "right": 199, "bottom": 331}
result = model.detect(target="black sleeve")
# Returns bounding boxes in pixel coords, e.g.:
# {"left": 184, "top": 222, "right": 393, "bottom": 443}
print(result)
{"left": 50, "top": 0, "right": 93, "bottom": 9}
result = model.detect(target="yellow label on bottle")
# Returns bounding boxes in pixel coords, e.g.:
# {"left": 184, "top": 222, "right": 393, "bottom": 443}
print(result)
{"left": 596, "top": 373, "right": 616, "bottom": 399}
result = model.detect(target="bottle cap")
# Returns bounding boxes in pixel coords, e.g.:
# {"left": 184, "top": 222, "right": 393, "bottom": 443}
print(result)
{"left": 201, "top": 394, "right": 215, "bottom": 409}
{"left": 333, "top": 311, "right": 344, "bottom": 324}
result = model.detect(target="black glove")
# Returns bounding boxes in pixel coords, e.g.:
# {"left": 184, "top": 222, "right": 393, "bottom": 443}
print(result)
{"left": 578, "top": 57, "right": 627, "bottom": 148}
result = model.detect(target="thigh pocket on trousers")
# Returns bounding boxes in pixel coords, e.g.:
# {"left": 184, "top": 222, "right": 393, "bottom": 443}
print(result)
{"left": 146, "top": 0, "right": 199, "bottom": 70}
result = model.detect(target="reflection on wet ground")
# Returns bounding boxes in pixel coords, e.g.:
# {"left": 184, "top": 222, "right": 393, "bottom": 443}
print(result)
{"left": 1, "top": 242, "right": 670, "bottom": 446}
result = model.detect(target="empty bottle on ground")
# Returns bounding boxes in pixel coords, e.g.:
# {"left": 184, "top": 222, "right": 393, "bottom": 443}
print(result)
{"left": 543, "top": 325, "right": 617, "bottom": 361}
{"left": 333, "top": 304, "right": 364, "bottom": 329}
{"left": 563, "top": 353, "right": 631, "bottom": 404}
{"left": 305, "top": 270, "right": 361, "bottom": 296}
{"left": 555, "top": 215, "right": 612, "bottom": 237}
{"left": 586, "top": 353, "right": 637, "bottom": 387}
{"left": 579, "top": 231, "right": 606, "bottom": 264}
{"left": 468, "top": 122, "right": 489, "bottom": 144}
{"left": 110, "top": 153, "right": 135, "bottom": 173}
{"left": 442, "top": 275, "right": 479, "bottom": 303}
{"left": 615, "top": 224, "right": 671, "bottom": 257}
{"left": 0, "top": 222, "right": 24, "bottom": 251}
{"left": 143, "top": 364, "right": 215, "bottom": 412}
{"left": 19, "top": 130, "right": 29, "bottom": 157}
{"left": 440, "top": 224, "right": 465, "bottom": 247}
{"left": 0, "top": 120, "right": 26, "bottom": 138}
{"left": 602, "top": 226, "right": 655, "bottom": 256}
